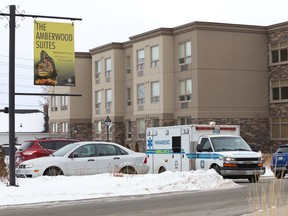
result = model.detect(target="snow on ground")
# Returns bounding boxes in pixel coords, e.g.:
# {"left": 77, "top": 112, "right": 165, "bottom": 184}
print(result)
{"left": 0, "top": 167, "right": 274, "bottom": 207}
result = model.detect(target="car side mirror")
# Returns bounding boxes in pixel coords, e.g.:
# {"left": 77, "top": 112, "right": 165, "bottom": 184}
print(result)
{"left": 196, "top": 145, "right": 202, "bottom": 152}
{"left": 70, "top": 152, "right": 79, "bottom": 158}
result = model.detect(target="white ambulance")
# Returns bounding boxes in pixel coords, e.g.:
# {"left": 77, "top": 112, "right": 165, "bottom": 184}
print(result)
{"left": 146, "top": 123, "right": 265, "bottom": 183}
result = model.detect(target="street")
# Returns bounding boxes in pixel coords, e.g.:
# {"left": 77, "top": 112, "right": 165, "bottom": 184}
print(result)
{"left": 1, "top": 177, "right": 287, "bottom": 216}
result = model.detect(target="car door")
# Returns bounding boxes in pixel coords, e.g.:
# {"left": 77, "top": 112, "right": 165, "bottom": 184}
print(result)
{"left": 66, "top": 144, "right": 97, "bottom": 176}
{"left": 96, "top": 143, "right": 124, "bottom": 174}
{"left": 196, "top": 138, "right": 213, "bottom": 171}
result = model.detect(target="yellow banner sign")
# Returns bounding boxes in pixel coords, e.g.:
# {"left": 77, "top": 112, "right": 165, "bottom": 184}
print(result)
{"left": 34, "top": 21, "right": 75, "bottom": 86}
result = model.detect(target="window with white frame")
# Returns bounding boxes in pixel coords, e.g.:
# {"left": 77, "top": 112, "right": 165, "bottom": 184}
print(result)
{"left": 105, "top": 58, "right": 112, "bottom": 77}
{"left": 151, "top": 45, "right": 159, "bottom": 67}
{"left": 52, "top": 122, "right": 58, "bottom": 133}
{"left": 151, "top": 118, "right": 160, "bottom": 127}
{"left": 178, "top": 41, "right": 191, "bottom": 64}
{"left": 271, "top": 117, "right": 288, "bottom": 140}
{"left": 179, "top": 79, "right": 192, "bottom": 101}
{"left": 270, "top": 41, "right": 288, "bottom": 64}
{"left": 105, "top": 89, "right": 112, "bottom": 108}
{"left": 61, "top": 122, "right": 68, "bottom": 133}
{"left": 137, "top": 118, "right": 145, "bottom": 139}
{"left": 95, "top": 121, "right": 102, "bottom": 139}
{"left": 137, "top": 49, "right": 144, "bottom": 71}
{"left": 151, "top": 81, "right": 160, "bottom": 103}
{"left": 271, "top": 80, "right": 288, "bottom": 101}
{"left": 95, "top": 90, "right": 101, "bottom": 113}
{"left": 61, "top": 96, "right": 68, "bottom": 110}
{"left": 51, "top": 96, "right": 58, "bottom": 111}
{"left": 127, "top": 88, "right": 132, "bottom": 106}
{"left": 126, "top": 56, "right": 131, "bottom": 74}
{"left": 178, "top": 117, "right": 192, "bottom": 125}
{"left": 95, "top": 60, "right": 101, "bottom": 78}
{"left": 126, "top": 120, "right": 132, "bottom": 139}
{"left": 137, "top": 83, "right": 145, "bottom": 105}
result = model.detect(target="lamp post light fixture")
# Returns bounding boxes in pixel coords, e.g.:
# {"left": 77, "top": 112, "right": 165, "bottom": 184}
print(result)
{"left": 104, "top": 116, "right": 111, "bottom": 141}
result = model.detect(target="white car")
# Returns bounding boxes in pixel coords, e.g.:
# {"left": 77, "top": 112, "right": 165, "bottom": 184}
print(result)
{"left": 16, "top": 141, "right": 149, "bottom": 178}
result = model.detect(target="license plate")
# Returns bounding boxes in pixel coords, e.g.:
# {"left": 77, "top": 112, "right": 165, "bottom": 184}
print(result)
{"left": 246, "top": 171, "right": 254, "bottom": 175}
{"left": 278, "top": 156, "right": 284, "bottom": 160}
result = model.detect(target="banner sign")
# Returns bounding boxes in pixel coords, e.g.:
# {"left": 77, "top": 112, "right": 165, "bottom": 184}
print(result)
{"left": 34, "top": 21, "right": 75, "bottom": 86}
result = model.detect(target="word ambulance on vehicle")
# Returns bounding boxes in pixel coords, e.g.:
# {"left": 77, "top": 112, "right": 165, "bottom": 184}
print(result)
{"left": 146, "top": 123, "right": 265, "bottom": 183}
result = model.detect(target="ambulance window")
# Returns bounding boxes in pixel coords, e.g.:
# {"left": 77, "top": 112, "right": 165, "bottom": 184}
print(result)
{"left": 201, "top": 138, "right": 212, "bottom": 152}
{"left": 172, "top": 136, "right": 181, "bottom": 153}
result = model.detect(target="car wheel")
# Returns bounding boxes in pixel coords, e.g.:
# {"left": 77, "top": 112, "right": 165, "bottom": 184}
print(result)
{"left": 120, "top": 166, "right": 136, "bottom": 175}
{"left": 158, "top": 166, "right": 166, "bottom": 173}
{"left": 211, "top": 165, "right": 221, "bottom": 175}
{"left": 44, "top": 166, "right": 64, "bottom": 176}
{"left": 248, "top": 175, "right": 260, "bottom": 183}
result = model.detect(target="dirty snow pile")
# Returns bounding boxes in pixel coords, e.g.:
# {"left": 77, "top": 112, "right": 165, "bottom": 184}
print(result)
{"left": 0, "top": 169, "right": 241, "bottom": 207}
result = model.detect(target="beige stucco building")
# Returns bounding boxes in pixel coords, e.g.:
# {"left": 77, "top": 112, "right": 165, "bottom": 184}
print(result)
{"left": 48, "top": 21, "right": 288, "bottom": 153}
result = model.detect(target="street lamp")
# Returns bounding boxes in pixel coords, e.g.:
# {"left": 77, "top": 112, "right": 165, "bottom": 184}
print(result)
{"left": 104, "top": 116, "right": 111, "bottom": 141}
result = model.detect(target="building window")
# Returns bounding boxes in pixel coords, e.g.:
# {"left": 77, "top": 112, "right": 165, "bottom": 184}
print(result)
{"left": 61, "top": 122, "right": 68, "bottom": 133}
{"left": 137, "top": 49, "right": 144, "bottom": 71}
{"left": 271, "top": 117, "right": 288, "bottom": 140}
{"left": 61, "top": 96, "right": 68, "bottom": 110}
{"left": 137, "top": 118, "right": 145, "bottom": 139}
{"left": 127, "top": 88, "right": 132, "bottom": 106}
{"left": 105, "top": 89, "right": 112, "bottom": 108}
{"left": 178, "top": 41, "right": 191, "bottom": 64}
{"left": 137, "top": 83, "right": 145, "bottom": 105}
{"left": 95, "top": 90, "right": 101, "bottom": 114}
{"left": 271, "top": 80, "right": 288, "bottom": 101}
{"left": 270, "top": 41, "right": 288, "bottom": 64}
{"left": 126, "top": 120, "right": 132, "bottom": 139}
{"left": 126, "top": 56, "right": 131, "bottom": 74}
{"left": 179, "top": 79, "right": 192, "bottom": 101}
{"left": 151, "top": 118, "right": 159, "bottom": 127}
{"left": 151, "top": 45, "right": 159, "bottom": 67}
{"left": 95, "top": 121, "right": 102, "bottom": 139}
{"left": 105, "top": 58, "right": 111, "bottom": 77}
{"left": 151, "top": 81, "right": 160, "bottom": 103}
{"left": 179, "top": 117, "right": 192, "bottom": 125}
{"left": 51, "top": 96, "right": 58, "bottom": 111}
{"left": 52, "top": 122, "right": 58, "bottom": 133}
{"left": 95, "top": 60, "right": 101, "bottom": 79}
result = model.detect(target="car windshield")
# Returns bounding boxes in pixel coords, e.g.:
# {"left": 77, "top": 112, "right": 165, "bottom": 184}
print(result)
{"left": 211, "top": 137, "right": 252, "bottom": 152}
{"left": 276, "top": 146, "right": 288, "bottom": 153}
{"left": 52, "top": 143, "right": 78, "bottom": 157}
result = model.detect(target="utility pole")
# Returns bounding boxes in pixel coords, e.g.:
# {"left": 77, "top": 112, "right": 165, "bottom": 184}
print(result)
{"left": 0, "top": 5, "right": 82, "bottom": 186}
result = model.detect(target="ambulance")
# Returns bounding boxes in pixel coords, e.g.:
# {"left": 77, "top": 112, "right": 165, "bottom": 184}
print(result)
{"left": 146, "top": 123, "right": 265, "bottom": 183}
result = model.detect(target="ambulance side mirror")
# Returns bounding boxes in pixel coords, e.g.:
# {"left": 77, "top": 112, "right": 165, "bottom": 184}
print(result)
{"left": 196, "top": 145, "right": 202, "bottom": 152}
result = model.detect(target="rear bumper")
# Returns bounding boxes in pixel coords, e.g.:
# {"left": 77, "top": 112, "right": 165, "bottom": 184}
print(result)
{"left": 220, "top": 167, "right": 265, "bottom": 178}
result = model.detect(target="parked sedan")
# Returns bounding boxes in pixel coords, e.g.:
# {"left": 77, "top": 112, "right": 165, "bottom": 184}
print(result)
{"left": 16, "top": 141, "right": 149, "bottom": 178}
{"left": 270, "top": 144, "right": 288, "bottom": 179}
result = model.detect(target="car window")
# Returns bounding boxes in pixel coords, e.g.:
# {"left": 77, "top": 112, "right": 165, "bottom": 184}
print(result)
{"left": 55, "top": 141, "right": 74, "bottom": 150}
{"left": 40, "top": 141, "right": 55, "bottom": 150}
{"left": 19, "top": 141, "right": 34, "bottom": 151}
{"left": 97, "top": 144, "right": 118, "bottom": 156}
{"left": 73, "top": 144, "right": 96, "bottom": 158}
{"left": 277, "top": 147, "right": 288, "bottom": 153}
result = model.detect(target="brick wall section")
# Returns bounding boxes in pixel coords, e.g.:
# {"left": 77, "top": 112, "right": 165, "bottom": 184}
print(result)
{"left": 268, "top": 29, "right": 288, "bottom": 152}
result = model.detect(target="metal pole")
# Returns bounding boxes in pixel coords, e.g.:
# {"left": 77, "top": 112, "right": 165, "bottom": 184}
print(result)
{"left": 106, "top": 125, "right": 109, "bottom": 141}
{"left": 9, "top": 5, "right": 16, "bottom": 186}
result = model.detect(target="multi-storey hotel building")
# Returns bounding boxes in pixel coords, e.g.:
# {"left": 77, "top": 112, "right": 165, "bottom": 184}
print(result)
{"left": 48, "top": 21, "right": 288, "bottom": 153}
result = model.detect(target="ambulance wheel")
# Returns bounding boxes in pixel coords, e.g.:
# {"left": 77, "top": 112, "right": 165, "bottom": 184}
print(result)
{"left": 158, "top": 167, "right": 166, "bottom": 173}
{"left": 211, "top": 165, "right": 221, "bottom": 175}
{"left": 248, "top": 175, "right": 260, "bottom": 183}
